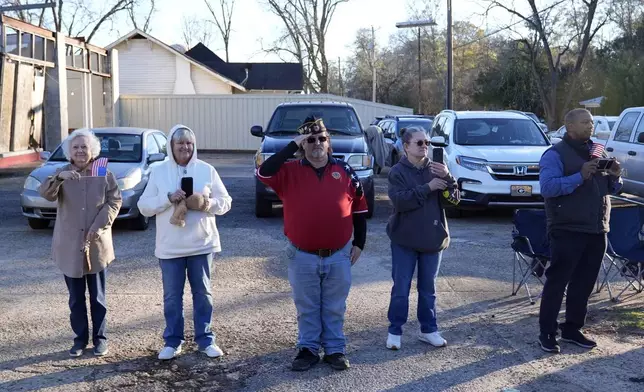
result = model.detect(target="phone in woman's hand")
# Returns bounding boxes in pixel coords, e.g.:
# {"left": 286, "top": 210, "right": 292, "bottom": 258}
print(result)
{"left": 181, "top": 177, "right": 193, "bottom": 197}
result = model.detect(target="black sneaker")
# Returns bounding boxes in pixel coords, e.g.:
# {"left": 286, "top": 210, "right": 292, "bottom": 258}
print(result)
{"left": 291, "top": 348, "right": 319, "bottom": 371}
{"left": 93, "top": 340, "right": 109, "bottom": 356}
{"left": 561, "top": 329, "right": 597, "bottom": 349}
{"left": 323, "top": 353, "right": 350, "bottom": 371}
{"left": 69, "top": 342, "right": 86, "bottom": 357}
{"left": 539, "top": 333, "right": 560, "bottom": 353}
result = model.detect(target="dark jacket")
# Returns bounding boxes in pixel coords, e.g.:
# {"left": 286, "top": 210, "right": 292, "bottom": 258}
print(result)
{"left": 543, "top": 135, "right": 612, "bottom": 234}
{"left": 386, "top": 156, "right": 458, "bottom": 253}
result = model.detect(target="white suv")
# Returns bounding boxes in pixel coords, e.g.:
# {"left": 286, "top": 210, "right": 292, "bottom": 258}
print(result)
{"left": 428, "top": 110, "right": 552, "bottom": 215}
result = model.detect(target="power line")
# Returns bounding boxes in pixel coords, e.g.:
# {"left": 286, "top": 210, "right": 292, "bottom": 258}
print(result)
{"left": 454, "top": 0, "right": 568, "bottom": 50}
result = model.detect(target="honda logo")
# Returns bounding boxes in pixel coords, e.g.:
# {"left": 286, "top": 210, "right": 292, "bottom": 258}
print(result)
{"left": 515, "top": 166, "right": 528, "bottom": 176}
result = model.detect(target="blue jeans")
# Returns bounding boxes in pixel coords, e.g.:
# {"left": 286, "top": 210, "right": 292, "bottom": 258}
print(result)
{"left": 287, "top": 242, "right": 352, "bottom": 355}
{"left": 159, "top": 253, "right": 214, "bottom": 350}
{"left": 64, "top": 269, "right": 107, "bottom": 347}
{"left": 387, "top": 243, "right": 442, "bottom": 336}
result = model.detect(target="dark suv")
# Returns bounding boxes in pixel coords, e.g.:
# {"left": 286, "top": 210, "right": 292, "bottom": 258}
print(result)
{"left": 251, "top": 101, "right": 376, "bottom": 218}
{"left": 378, "top": 115, "right": 434, "bottom": 164}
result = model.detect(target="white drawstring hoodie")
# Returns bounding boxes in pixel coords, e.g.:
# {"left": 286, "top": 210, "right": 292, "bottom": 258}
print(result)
{"left": 138, "top": 125, "right": 232, "bottom": 259}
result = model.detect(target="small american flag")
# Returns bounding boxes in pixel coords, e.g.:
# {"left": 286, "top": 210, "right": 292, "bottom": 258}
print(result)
{"left": 90, "top": 157, "right": 108, "bottom": 176}
{"left": 590, "top": 143, "right": 605, "bottom": 159}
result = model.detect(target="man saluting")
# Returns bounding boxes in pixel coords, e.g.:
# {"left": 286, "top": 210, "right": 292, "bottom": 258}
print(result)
{"left": 256, "top": 116, "right": 368, "bottom": 371}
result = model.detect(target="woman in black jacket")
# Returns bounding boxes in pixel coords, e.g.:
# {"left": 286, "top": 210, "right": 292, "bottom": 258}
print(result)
{"left": 385, "top": 127, "right": 459, "bottom": 350}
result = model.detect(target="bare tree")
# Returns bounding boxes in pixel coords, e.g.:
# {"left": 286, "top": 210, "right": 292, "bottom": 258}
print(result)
{"left": 128, "top": 0, "right": 156, "bottom": 32}
{"left": 264, "top": 0, "right": 348, "bottom": 93}
{"left": 1, "top": 1, "right": 155, "bottom": 42}
{"left": 487, "top": 0, "right": 608, "bottom": 126}
{"left": 203, "top": 0, "right": 235, "bottom": 62}
{"left": 181, "top": 15, "right": 213, "bottom": 49}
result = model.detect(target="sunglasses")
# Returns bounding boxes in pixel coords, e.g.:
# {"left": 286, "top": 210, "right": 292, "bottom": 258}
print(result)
{"left": 306, "top": 136, "right": 328, "bottom": 144}
{"left": 413, "top": 140, "right": 430, "bottom": 147}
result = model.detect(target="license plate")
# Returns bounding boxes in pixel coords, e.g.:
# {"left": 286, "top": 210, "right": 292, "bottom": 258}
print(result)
{"left": 511, "top": 185, "right": 532, "bottom": 197}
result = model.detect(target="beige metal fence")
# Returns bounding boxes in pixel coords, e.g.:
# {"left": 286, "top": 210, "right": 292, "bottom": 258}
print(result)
{"left": 119, "top": 94, "right": 413, "bottom": 150}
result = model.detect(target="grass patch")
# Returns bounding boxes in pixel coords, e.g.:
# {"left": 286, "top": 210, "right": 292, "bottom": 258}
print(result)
{"left": 617, "top": 309, "right": 644, "bottom": 330}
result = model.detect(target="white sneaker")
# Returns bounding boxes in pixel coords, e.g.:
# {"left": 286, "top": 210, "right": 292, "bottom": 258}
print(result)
{"left": 201, "top": 344, "right": 224, "bottom": 358}
{"left": 158, "top": 346, "right": 182, "bottom": 360}
{"left": 418, "top": 332, "right": 447, "bottom": 347}
{"left": 386, "top": 333, "right": 401, "bottom": 350}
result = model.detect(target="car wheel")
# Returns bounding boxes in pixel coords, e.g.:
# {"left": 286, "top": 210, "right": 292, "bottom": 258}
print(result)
{"left": 255, "top": 196, "right": 273, "bottom": 218}
{"left": 28, "top": 218, "right": 50, "bottom": 230}
{"left": 129, "top": 213, "right": 149, "bottom": 231}
{"left": 391, "top": 151, "right": 399, "bottom": 165}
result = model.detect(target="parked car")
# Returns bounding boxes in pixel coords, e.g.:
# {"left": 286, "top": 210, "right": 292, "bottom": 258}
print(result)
{"left": 251, "top": 101, "right": 376, "bottom": 218}
{"left": 428, "top": 110, "right": 551, "bottom": 216}
{"left": 605, "top": 107, "right": 644, "bottom": 198}
{"left": 378, "top": 115, "right": 434, "bottom": 165}
{"left": 21, "top": 127, "right": 168, "bottom": 230}
{"left": 548, "top": 115, "right": 617, "bottom": 145}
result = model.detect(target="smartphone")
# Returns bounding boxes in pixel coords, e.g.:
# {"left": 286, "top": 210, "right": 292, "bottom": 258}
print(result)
{"left": 597, "top": 158, "right": 614, "bottom": 171}
{"left": 181, "top": 177, "right": 193, "bottom": 197}
{"left": 432, "top": 147, "right": 444, "bottom": 164}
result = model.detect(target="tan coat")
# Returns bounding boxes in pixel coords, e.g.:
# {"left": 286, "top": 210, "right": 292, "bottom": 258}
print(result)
{"left": 39, "top": 163, "right": 122, "bottom": 278}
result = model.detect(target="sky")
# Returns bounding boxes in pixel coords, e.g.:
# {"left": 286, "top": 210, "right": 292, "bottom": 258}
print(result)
{"left": 91, "top": 0, "right": 617, "bottom": 63}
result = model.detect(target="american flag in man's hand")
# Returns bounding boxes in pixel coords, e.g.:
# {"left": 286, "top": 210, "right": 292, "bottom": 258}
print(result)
{"left": 590, "top": 143, "right": 605, "bottom": 159}
{"left": 90, "top": 157, "right": 108, "bottom": 176}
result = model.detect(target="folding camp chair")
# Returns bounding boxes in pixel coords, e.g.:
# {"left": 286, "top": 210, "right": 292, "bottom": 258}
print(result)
{"left": 511, "top": 209, "right": 551, "bottom": 304}
{"left": 598, "top": 205, "right": 644, "bottom": 302}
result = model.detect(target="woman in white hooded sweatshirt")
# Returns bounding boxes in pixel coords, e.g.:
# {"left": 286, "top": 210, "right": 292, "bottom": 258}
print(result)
{"left": 138, "top": 125, "right": 232, "bottom": 360}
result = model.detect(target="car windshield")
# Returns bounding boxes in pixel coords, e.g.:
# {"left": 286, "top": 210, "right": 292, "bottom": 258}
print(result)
{"left": 49, "top": 133, "right": 143, "bottom": 163}
{"left": 398, "top": 119, "right": 432, "bottom": 133}
{"left": 266, "top": 106, "right": 362, "bottom": 135}
{"left": 454, "top": 118, "right": 548, "bottom": 146}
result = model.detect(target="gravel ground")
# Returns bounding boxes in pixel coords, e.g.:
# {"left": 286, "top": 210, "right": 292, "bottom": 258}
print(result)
{"left": 0, "top": 153, "right": 642, "bottom": 392}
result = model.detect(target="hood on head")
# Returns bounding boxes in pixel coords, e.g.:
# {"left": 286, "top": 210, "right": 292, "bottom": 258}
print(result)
{"left": 167, "top": 124, "right": 198, "bottom": 166}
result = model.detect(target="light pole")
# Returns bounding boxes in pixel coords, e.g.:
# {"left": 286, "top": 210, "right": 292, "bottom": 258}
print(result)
{"left": 446, "top": 0, "right": 453, "bottom": 110}
{"left": 396, "top": 19, "right": 437, "bottom": 114}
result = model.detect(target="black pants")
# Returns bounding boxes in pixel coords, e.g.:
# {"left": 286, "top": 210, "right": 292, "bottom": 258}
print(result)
{"left": 539, "top": 230, "right": 606, "bottom": 335}
{"left": 64, "top": 269, "right": 107, "bottom": 346}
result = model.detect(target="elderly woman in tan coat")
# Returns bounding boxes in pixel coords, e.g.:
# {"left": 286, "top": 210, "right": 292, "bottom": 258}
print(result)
{"left": 39, "top": 129, "right": 122, "bottom": 358}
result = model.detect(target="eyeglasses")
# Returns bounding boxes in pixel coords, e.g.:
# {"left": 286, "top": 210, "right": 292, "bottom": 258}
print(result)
{"left": 414, "top": 140, "right": 430, "bottom": 147}
{"left": 306, "top": 136, "right": 328, "bottom": 144}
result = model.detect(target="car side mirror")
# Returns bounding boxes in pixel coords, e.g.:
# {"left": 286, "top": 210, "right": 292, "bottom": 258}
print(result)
{"left": 430, "top": 136, "right": 447, "bottom": 147}
{"left": 251, "top": 125, "right": 264, "bottom": 137}
{"left": 147, "top": 153, "right": 165, "bottom": 164}
{"left": 39, "top": 151, "right": 51, "bottom": 161}
{"left": 639, "top": 133, "right": 644, "bottom": 143}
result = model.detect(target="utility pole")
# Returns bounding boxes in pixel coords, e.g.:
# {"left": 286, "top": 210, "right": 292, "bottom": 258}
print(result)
{"left": 338, "top": 57, "right": 343, "bottom": 96}
{"left": 446, "top": 0, "right": 453, "bottom": 109}
{"left": 371, "top": 25, "right": 376, "bottom": 102}
{"left": 417, "top": 27, "right": 422, "bottom": 114}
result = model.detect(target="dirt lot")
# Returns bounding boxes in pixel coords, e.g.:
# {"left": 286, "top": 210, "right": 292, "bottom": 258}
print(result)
{"left": 0, "top": 153, "right": 642, "bottom": 392}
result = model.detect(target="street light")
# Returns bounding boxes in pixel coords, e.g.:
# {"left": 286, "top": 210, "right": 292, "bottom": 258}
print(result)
{"left": 396, "top": 18, "right": 437, "bottom": 114}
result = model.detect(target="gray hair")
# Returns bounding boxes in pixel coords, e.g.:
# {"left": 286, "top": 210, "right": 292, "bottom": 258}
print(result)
{"left": 400, "top": 126, "right": 425, "bottom": 145}
{"left": 171, "top": 127, "right": 196, "bottom": 143}
{"left": 61, "top": 129, "right": 101, "bottom": 162}
{"left": 564, "top": 108, "right": 591, "bottom": 126}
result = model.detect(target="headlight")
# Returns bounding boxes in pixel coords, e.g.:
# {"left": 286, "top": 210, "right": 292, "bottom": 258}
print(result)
{"left": 347, "top": 154, "right": 372, "bottom": 170}
{"left": 455, "top": 156, "right": 488, "bottom": 172}
{"left": 23, "top": 176, "right": 41, "bottom": 191}
{"left": 117, "top": 169, "right": 142, "bottom": 191}
{"left": 256, "top": 153, "right": 274, "bottom": 167}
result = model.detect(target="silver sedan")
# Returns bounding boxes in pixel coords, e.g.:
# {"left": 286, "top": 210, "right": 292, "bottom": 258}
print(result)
{"left": 21, "top": 127, "right": 168, "bottom": 230}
